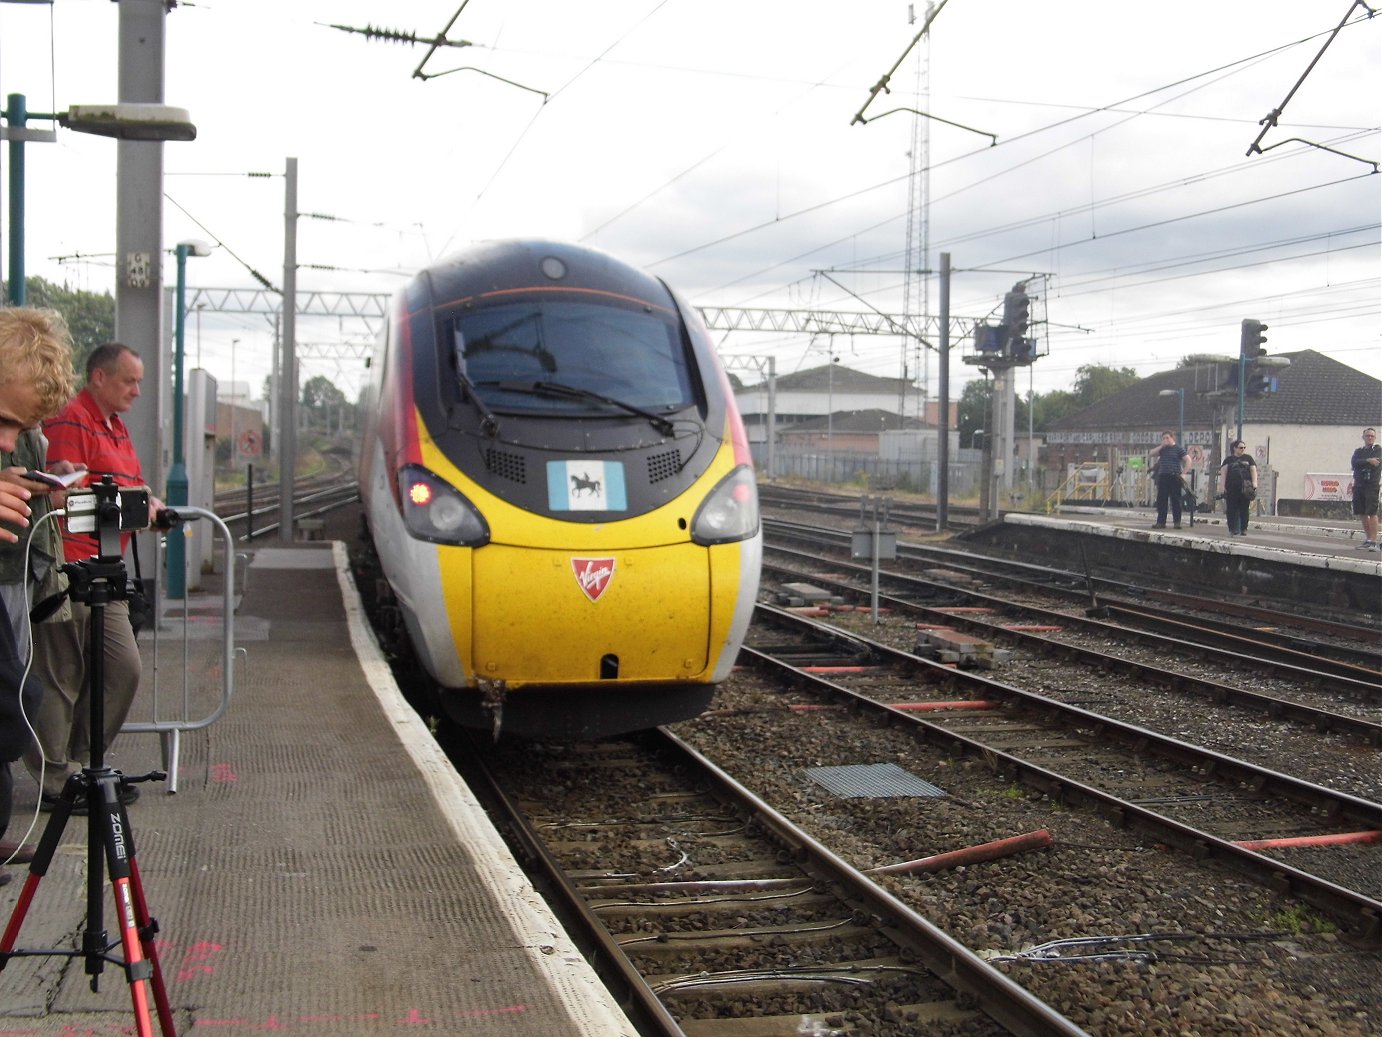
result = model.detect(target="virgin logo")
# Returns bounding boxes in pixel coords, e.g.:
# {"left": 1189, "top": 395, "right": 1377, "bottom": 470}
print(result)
{"left": 571, "top": 558, "right": 615, "bottom": 602}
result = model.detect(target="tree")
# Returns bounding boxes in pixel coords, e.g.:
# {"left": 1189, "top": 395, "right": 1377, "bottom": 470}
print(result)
{"left": 1071, "top": 364, "right": 1139, "bottom": 408}
{"left": 301, "top": 373, "right": 352, "bottom": 433}
{"left": 4, "top": 277, "right": 115, "bottom": 373}
{"left": 958, "top": 377, "right": 992, "bottom": 449}
{"left": 302, "top": 374, "right": 346, "bottom": 411}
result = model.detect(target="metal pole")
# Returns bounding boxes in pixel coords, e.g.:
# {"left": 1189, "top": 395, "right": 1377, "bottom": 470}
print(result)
{"left": 1236, "top": 355, "right": 1245, "bottom": 445}
{"left": 166, "top": 243, "right": 190, "bottom": 598}
{"left": 936, "top": 252, "right": 950, "bottom": 530}
{"left": 278, "top": 157, "right": 298, "bottom": 543}
{"left": 5, "top": 93, "right": 25, "bottom": 305}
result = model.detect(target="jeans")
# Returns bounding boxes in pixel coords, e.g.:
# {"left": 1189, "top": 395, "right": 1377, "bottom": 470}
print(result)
{"left": 1225, "top": 493, "right": 1251, "bottom": 535}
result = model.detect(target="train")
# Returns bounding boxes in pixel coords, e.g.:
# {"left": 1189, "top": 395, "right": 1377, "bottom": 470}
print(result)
{"left": 358, "top": 239, "right": 761, "bottom": 739}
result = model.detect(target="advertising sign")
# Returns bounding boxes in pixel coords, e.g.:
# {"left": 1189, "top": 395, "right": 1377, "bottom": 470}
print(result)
{"left": 1303, "top": 473, "right": 1352, "bottom": 501}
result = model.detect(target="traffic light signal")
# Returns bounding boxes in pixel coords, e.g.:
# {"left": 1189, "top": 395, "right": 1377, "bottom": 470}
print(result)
{"left": 1003, "top": 284, "right": 1030, "bottom": 349}
{"left": 1245, "top": 371, "right": 1278, "bottom": 396}
{"left": 1240, "top": 318, "right": 1267, "bottom": 358}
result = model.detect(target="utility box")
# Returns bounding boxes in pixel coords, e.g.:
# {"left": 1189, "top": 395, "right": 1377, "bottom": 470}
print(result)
{"left": 851, "top": 529, "right": 897, "bottom": 561}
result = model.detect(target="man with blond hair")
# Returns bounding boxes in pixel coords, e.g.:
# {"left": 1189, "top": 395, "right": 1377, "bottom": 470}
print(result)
{"left": 0, "top": 307, "right": 77, "bottom": 879}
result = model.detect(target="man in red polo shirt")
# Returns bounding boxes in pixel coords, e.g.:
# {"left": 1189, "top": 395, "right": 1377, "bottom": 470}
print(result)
{"left": 25, "top": 342, "right": 165, "bottom": 810}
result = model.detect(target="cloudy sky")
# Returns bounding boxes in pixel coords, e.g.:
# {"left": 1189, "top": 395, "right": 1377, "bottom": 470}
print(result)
{"left": 1, "top": 0, "right": 1377, "bottom": 406}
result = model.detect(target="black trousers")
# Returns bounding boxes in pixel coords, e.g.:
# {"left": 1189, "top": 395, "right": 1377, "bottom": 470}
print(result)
{"left": 1155, "top": 473, "right": 1183, "bottom": 525}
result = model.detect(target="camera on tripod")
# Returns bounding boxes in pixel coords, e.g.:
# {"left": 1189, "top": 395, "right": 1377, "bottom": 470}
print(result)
{"left": 66, "top": 481, "right": 151, "bottom": 535}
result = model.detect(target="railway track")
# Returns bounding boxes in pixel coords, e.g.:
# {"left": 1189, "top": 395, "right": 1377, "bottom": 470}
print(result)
{"left": 211, "top": 474, "right": 359, "bottom": 540}
{"left": 454, "top": 727, "right": 1091, "bottom": 1037}
{"left": 759, "top": 549, "right": 1382, "bottom": 754}
{"left": 741, "top": 603, "right": 1381, "bottom": 942}
{"left": 763, "top": 519, "right": 1382, "bottom": 684}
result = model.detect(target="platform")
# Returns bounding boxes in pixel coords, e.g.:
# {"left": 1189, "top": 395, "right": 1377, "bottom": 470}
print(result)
{"left": 0, "top": 541, "right": 634, "bottom": 1036}
{"left": 958, "top": 504, "right": 1381, "bottom": 618}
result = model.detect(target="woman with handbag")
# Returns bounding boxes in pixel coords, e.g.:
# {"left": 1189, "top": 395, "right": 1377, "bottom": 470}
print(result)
{"left": 1220, "top": 440, "right": 1258, "bottom": 537}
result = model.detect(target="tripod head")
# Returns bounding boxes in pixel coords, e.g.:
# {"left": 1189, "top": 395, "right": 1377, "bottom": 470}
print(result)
{"left": 61, "top": 476, "right": 144, "bottom": 607}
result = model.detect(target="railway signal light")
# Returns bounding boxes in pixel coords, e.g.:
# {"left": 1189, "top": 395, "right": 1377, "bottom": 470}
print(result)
{"left": 1002, "top": 284, "right": 1031, "bottom": 351}
{"left": 1240, "top": 318, "right": 1268, "bottom": 358}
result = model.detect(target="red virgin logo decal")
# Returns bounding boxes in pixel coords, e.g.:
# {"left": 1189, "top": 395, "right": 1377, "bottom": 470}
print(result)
{"left": 572, "top": 558, "right": 615, "bottom": 602}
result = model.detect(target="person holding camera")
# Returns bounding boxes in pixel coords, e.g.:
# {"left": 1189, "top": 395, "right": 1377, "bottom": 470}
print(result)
{"left": 24, "top": 342, "right": 165, "bottom": 812}
{"left": 1353, "top": 427, "right": 1381, "bottom": 551}
{"left": 0, "top": 307, "right": 78, "bottom": 877}
{"left": 1218, "top": 440, "right": 1258, "bottom": 537}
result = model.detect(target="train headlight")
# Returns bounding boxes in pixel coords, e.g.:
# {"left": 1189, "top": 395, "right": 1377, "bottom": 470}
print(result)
{"left": 398, "top": 465, "right": 490, "bottom": 546}
{"left": 691, "top": 465, "right": 759, "bottom": 545}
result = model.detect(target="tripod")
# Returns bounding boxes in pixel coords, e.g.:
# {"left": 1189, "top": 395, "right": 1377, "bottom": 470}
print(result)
{"left": 0, "top": 547, "right": 175, "bottom": 1036}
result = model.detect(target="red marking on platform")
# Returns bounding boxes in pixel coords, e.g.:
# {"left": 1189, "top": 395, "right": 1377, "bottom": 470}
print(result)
{"left": 211, "top": 763, "right": 239, "bottom": 783}
{"left": 176, "top": 939, "right": 225, "bottom": 979}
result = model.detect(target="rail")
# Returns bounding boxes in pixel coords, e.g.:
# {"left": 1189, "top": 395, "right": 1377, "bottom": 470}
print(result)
{"left": 124, "top": 506, "right": 239, "bottom": 793}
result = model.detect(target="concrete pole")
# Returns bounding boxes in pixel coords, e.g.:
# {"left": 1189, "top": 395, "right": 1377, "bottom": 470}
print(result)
{"left": 115, "top": 0, "right": 169, "bottom": 496}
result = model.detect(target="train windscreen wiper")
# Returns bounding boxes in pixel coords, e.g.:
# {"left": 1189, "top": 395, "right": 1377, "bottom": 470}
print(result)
{"left": 456, "top": 368, "right": 501, "bottom": 437}
{"left": 494, "top": 380, "right": 676, "bottom": 437}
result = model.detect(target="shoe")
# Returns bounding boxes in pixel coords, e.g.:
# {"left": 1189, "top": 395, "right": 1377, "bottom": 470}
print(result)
{"left": 1151, "top": 523, "right": 1166, "bottom": 529}
{"left": 1357, "top": 541, "right": 1377, "bottom": 550}
{"left": 1173, "top": 522, "right": 1182, "bottom": 529}
{"left": 0, "top": 840, "right": 37, "bottom": 864}
{"left": 41, "top": 783, "right": 140, "bottom": 816}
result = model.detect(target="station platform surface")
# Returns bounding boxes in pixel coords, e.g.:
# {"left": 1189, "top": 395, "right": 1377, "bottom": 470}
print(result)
{"left": 1007, "top": 503, "right": 1382, "bottom": 572}
{"left": 0, "top": 540, "right": 634, "bottom": 1036}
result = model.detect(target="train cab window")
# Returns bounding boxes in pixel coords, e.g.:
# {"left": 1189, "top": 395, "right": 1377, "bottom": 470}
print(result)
{"left": 451, "top": 300, "right": 694, "bottom": 415}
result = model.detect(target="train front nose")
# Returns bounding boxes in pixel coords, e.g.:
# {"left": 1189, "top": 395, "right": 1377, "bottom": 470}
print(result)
{"left": 466, "top": 544, "right": 713, "bottom": 684}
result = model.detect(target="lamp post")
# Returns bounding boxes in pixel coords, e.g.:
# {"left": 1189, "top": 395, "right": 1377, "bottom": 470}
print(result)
{"left": 167, "top": 239, "right": 210, "bottom": 599}
{"left": 1158, "top": 388, "right": 1185, "bottom": 447}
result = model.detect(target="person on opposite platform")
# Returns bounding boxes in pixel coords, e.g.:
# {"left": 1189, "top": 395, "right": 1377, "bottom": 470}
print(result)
{"left": 1148, "top": 430, "right": 1189, "bottom": 529}
{"left": 1352, "top": 427, "right": 1381, "bottom": 551}
{"left": 1218, "top": 440, "right": 1258, "bottom": 537}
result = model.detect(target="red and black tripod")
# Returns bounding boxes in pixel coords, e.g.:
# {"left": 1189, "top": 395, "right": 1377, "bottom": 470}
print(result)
{"left": 0, "top": 532, "right": 175, "bottom": 1035}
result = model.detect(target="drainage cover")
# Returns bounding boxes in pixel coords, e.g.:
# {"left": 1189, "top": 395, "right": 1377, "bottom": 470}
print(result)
{"left": 804, "top": 762, "right": 947, "bottom": 799}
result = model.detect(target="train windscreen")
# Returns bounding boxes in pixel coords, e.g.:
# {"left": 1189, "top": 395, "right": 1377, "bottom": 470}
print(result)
{"left": 452, "top": 300, "right": 695, "bottom": 414}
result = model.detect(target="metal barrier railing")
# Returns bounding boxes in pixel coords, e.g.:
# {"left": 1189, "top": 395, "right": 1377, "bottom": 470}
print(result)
{"left": 125, "top": 506, "right": 238, "bottom": 793}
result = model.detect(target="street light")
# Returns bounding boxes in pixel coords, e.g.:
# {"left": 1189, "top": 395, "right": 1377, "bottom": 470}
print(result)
{"left": 167, "top": 238, "right": 211, "bottom": 600}
{"left": 2, "top": 95, "right": 195, "bottom": 303}
{"left": 1158, "top": 388, "right": 1185, "bottom": 447}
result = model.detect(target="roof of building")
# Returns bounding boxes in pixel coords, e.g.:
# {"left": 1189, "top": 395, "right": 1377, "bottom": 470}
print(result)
{"left": 741, "top": 363, "right": 910, "bottom": 394}
{"left": 782, "top": 408, "right": 928, "bottom": 433}
{"left": 1047, "top": 350, "right": 1379, "bottom": 432}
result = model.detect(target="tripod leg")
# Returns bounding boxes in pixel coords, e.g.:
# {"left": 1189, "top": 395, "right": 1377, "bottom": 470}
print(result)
{"left": 93, "top": 781, "right": 158, "bottom": 1037}
{"left": 128, "top": 855, "right": 176, "bottom": 1034}
{"left": 0, "top": 779, "right": 80, "bottom": 966}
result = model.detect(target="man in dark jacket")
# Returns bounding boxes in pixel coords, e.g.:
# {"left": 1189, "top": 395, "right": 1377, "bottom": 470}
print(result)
{"left": 1149, "top": 431, "right": 1189, "bottom": 529}
{"left": 1352, "top": 427, "right": 1381, "bottom": 550}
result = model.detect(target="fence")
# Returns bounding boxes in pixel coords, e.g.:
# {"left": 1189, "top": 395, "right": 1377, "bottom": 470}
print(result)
{"left": 126, "top": 506, "right": 239, "bottom": 792}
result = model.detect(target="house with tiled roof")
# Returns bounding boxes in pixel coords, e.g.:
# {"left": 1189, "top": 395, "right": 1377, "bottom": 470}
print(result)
{"left": 1044, "top": 350, "right": 1379, "bottom": 511}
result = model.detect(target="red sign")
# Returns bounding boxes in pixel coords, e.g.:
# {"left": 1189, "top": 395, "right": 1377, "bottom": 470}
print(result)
{"left": 571, "top": 558, "right": 615, "bottom": 602}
